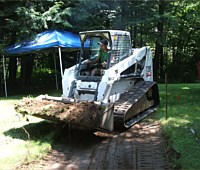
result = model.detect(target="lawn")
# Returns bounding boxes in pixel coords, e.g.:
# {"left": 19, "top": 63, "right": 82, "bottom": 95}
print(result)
{"left": 0, "top": 90, "right": 62, "bottom": 169}
{"left": 151, "top": 83, "right": 200, "bottom": 169}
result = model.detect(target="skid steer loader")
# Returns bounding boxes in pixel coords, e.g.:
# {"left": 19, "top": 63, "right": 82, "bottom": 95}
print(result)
{"left": 16, "top": 30, "right": 159, "bottom": 131}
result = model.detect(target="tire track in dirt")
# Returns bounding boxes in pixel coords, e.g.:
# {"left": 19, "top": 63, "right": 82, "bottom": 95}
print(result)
{"left": 18, "top": 122, "right": 170, "bottom": 170}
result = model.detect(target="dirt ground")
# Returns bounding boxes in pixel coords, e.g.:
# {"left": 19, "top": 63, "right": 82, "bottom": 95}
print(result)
{"left": 17, "top": 122, "right": 170, "bottom": 170}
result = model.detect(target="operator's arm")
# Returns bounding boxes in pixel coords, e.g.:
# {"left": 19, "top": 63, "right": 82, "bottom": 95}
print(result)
{"left": 89, "top": 52, "right": 101, "bottom": 64}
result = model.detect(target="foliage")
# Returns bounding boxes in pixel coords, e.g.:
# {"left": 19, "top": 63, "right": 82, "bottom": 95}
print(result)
{"left": 69, "top": 0, "right": 109, "bottom": 31}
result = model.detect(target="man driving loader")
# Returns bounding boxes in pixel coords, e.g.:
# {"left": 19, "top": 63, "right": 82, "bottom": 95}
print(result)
{"left": 87, "top": 39, "right": 109, "bottom": 76}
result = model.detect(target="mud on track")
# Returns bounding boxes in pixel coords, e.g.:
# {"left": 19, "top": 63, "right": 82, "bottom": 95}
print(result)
{"left": 18, "top": 122, "right": 170, "bottom": 170}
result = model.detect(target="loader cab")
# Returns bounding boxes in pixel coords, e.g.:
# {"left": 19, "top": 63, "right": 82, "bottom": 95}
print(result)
{"left": 65, "top": 30, "right": 134, "bottom": 102}
{"left": 78, "top": 30, "right": 132, "bottom": 78}
{"left": 78, "top": 31, "right": 112, "bottom": 78}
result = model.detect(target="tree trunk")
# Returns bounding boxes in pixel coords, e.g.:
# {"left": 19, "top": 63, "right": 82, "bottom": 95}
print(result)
{"left": 130, "top": 26, "right": 133, "bottom": 47}
{"left": 154, "top": 0, "right": 165, "bottom": 80}
{"left": 159, "top": 0, "right": 165, "bottom": 79}
{"left": 133, "top": 26, "right": 137, "bottom": 48}
{"left": 7, "top": 32, "right": 18, "bottom": 94}
{"left": 140, "top": 23, "right": 143, "bottom": 47}
{"left": 8, "top": 57, "right": 17, "bottom": 92}
{"left": 154, "top": 40, "right": 160, "bottom": 80}
{"left": 20, "top": 55, "right": 34, "bottom": 90}
{"left": 159, "top": 45, "right": 164, "bottom": 79}
{"left": 105, "top": 18, "right": 110, "bottom": 29}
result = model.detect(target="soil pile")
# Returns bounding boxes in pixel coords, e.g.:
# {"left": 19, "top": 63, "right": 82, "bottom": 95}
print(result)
{"left": 15, "top": 97, "right": 102, "bottom": 126}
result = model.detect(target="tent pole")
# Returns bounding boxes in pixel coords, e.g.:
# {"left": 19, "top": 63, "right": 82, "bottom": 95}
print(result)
{"left": 2, "top": 55, "right": 7, "bottom": 97}
{"left": 54, "top": 54, "right": 58, "bottom": 90}
{"left": 58, "top": 47, "right": 63, "bottom": 77}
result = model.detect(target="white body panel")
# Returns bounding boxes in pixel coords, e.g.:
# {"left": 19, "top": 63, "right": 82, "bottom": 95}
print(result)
{"left": 62, "top": 65, "right": 77, "bottom": 98}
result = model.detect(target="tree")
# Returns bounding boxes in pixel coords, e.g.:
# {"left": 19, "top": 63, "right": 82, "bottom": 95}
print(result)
{"left": 69, "top": 0, "right": 109, "bottom": 32}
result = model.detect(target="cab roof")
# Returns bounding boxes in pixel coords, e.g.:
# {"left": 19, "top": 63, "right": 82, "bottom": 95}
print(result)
{"left": 79, "top": 30, "right": 129, "bottom": 35}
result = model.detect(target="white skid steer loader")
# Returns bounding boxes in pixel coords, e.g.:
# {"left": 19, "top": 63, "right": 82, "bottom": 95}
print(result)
{"left": 16, "top": 30, "right": 159, "bottom": 131}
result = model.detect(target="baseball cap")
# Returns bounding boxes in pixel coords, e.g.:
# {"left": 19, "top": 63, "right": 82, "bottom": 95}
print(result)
{"left": 97, "top": 39, "right": 108, "bottom": 46}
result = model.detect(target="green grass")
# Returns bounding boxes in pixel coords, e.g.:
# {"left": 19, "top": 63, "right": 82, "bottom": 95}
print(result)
{"left": 0, "top": 91, "right": 62, "bottom": 169}
{"left": 151, "top": 83, "right": 200, "bottom": 169}
{"left": 0, "top": 89, "right": 62, "bottom": 101}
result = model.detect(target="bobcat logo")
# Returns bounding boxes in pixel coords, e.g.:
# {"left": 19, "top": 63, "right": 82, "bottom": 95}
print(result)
{"left": 146, "top": 66, "right": 151, "bottom": 77}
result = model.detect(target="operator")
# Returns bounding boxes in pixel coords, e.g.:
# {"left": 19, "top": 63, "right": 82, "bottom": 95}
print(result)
{"left": 87, "top": 39, "right": 109, "bottom": 76}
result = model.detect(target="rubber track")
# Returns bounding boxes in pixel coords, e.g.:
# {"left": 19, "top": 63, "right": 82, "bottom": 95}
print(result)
{"left": 114, "top": 81, "right": 159, "bottom": 129}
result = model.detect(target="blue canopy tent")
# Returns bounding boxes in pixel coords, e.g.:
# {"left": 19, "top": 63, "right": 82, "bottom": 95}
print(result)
{"left": 4, "top": 30, "right": 88, "bottom": 96}
{"left": 5, "top": 30, "right": 83, "bottom": 54}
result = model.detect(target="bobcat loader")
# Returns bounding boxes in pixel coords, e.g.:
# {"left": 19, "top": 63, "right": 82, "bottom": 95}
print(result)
{"left": 16, "top": 30, "right": 159, "bottom": 131}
